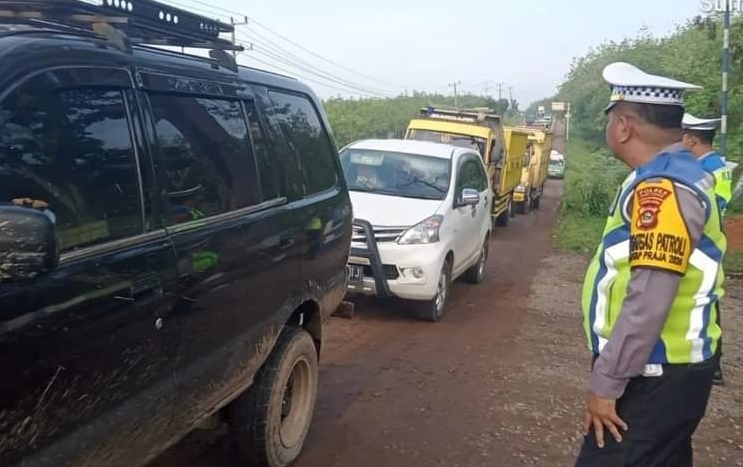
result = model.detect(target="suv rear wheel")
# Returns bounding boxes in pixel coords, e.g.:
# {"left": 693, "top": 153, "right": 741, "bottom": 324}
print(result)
{"left": 229, "top": 326, "right": 319, "bottom": 467}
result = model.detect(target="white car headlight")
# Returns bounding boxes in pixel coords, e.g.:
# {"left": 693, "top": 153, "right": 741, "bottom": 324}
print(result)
{"left": 397, "top": 215, "right": 443, "bottom": 245}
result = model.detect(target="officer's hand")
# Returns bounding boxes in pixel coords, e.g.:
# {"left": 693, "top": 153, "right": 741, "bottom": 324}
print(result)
{"left": 583, "top": 392, "right": 627, "bottom": 448}
{"left": 12, "top": 197, "right": 49, "bottom": 209}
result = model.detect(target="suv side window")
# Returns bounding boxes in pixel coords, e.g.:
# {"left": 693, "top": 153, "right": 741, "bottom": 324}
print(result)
{"left": 244, "top": 100, "right": 280, "bottom": 201}
{"left": 473, "top": 159, "right": 489, "bottom": 191}
{"left": 147, "top": 94, "right": 261, "bottom": 226}
{"left": 0, "top": 78, "right": 144, "bottom": 252}
{"left": 266, "top": 90, "right": 338, "bottom": 196}
{"left": 457, "top": 157, "right": 486, "bottom": 192}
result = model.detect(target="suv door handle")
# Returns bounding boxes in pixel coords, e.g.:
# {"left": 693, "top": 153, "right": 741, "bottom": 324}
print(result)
{"left": 280, "top": 235, "right": 295, "bottom": 248}
{"left": 130, "top": 274, "right": 163, "bottom": 308}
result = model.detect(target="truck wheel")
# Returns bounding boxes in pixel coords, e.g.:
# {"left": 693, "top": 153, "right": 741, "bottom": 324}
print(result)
{"left": 416, "top": 259, "right": 451, "bottom": 322}
{"left": 515, "top": 199, "right": 529, "bottom": 214}
{"left": 464, "top": 238, "right": 488, "bottom": 284}
{"left": 495, "top": 201, "right": 511, "bottom": 227}
{"left": 228, "top": 326, "right": 319, "bottom": 467}
{"left": 532, "top": 194, "right": 541, "bottom": 210}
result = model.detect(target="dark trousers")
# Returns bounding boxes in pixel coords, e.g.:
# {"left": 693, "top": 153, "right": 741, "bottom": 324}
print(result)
{"left": 574, "top": 358, "right": 715, "bottom": 467}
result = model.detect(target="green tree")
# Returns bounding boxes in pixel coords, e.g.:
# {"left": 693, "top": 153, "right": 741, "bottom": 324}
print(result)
{"left": 322, "top": 92, "right": 505, "bottom": 148}
{"left": 537, "top": 15, "right": 743, "bottom": 165}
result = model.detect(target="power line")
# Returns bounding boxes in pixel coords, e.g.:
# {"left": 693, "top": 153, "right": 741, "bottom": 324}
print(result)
{"left": 236, "top": 30, "right": 396, "bottom": 96}
{"left": 153, "top": 0, "right": 486, "bottom": 98}
{"left": 175, "top": 0, "right": 410, "bottom": 90}
{"left": 243, "top": 52, "right": 382, "bottom": 98}
{"left": 246, "top": 44, "right": 391, "bottom": 98}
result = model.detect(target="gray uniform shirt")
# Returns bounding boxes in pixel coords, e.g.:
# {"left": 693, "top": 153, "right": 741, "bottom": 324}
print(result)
{"left": 589, "top": 160, "right": 713, "bottom": 399}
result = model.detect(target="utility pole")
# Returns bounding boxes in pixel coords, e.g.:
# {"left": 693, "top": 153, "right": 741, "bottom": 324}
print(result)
{"left": 483, "top": 80, "right": 493, "bottom": 97}
{"left": 496, "top": 82, "right": 505, "bottom": 100}
{"left": 449, "top": 81, "right": 461, "bottom": 108}
{"left": 230, "top": 16, "right": 249, "bottom": 58}
{"left": 721, "top": 1, "right": 742, "bottom": 198}
{"left": 507, "top": 86, "right": 513, "bottom": 109}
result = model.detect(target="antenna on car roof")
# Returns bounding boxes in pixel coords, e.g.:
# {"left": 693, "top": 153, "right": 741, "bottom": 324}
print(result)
{"left": 0, "top": 0, "right": 243, "bottom": 70}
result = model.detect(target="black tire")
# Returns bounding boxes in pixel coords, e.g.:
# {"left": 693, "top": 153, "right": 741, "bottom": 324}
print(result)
{"left": 464, "top": 238, "right": 489, "bottom": 284}
{"left": 228, "top": 326, "right": 319, "bottom": 467}
{"left": 495, "top": 201, "right": 511, "bottom": 227}
{"left": 515, "top": 200, "right": 529, "bottom": 214}
{"left": 532, "top": 193, "right": 541, "bottom": 210}
{"left": 415, "top": 259, "right": 451, "bottom": 322}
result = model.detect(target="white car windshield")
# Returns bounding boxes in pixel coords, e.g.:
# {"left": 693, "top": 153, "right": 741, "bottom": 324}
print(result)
{"left": 339, "top": 148, "right": 450, "bottom": 200}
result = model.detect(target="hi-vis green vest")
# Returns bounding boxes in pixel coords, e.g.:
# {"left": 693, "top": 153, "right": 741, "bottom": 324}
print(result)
{"left": 581, "top": 151, "right": 726, "bottom": 364}
{"left": 699, "top": 151, "right": 733, "bottom": 215}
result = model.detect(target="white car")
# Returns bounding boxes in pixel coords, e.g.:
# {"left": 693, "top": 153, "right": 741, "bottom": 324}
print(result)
{"left": 339, "top": 139, "right": 493, "bottom": 322}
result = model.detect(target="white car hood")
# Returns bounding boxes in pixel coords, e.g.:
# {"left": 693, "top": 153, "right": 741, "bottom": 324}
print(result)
{"left": 349, "top": 191, "right": 444, "bottom": 227}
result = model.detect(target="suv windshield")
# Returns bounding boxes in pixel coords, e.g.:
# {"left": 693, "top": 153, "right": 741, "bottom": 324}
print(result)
{"left": 407, "top": 129, "right": 487, "bottom": 155}
{"left": 339, "top": 148, "right": 450, "bottom": 200}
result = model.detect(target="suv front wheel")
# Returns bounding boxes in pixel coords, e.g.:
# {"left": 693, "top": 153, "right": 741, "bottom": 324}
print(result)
{"left": 415, "top": 259, "right": 451, "bottom": 322}
{"left": 464, "top": 238, "right": 488, "bottom": 284}
{"left": 229, "top": 326, "right": 319, "bottom": 467}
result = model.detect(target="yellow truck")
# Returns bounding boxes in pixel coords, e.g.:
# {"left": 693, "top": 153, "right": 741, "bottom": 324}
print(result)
{"left": 511, "top": 126, "right": 553, "bottom": 214}
{"left": 404, "top": 107, "right": 524, "bottom": 227}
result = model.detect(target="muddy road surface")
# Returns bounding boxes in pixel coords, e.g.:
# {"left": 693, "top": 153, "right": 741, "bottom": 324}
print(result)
{"left": 150, "top": 180, "right": 743, "bottom": 467}
{"left": 152, "top": 181, "right": 566, "bottom": 467}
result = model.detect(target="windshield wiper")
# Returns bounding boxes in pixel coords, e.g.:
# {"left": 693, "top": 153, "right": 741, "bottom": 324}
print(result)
{"left": 396, "top": 193, "right": 442, "bottom": 200}
{"left": 400, "top": 177, "right": 446, "bottom": 194}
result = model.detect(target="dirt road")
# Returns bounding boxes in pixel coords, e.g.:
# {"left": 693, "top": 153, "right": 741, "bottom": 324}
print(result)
{"left": 150, "top": 180, "right": 743, "bottom": 467}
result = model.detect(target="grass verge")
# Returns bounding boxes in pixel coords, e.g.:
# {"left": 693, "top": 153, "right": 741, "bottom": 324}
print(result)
{"left": 554, "top": 140, "right": 743, "bottom": 276}
{"left": 553, "top": 139, "right": 626, "bottom": 253}
{"left": 725, "top": 251, "right": 743, "bottom": 276}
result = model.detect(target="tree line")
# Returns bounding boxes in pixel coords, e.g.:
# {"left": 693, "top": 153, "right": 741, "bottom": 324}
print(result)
{"left": 322, "top": 92, "right": 522, "bottom": 148}
{"left": 528, "top": 15, "right": 743, "bottom": 163}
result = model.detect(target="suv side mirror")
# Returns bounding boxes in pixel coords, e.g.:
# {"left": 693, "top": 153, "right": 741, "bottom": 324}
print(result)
{"left": 460, "top": 188, "right": 480, "bottom": 206}
{"left": 0, "top": 205, "right": 59, "bottom": 282}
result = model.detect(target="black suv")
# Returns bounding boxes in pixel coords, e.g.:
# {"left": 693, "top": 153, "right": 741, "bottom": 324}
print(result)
{"left": 0, "top": 1, "right": 352, "bottom": 467}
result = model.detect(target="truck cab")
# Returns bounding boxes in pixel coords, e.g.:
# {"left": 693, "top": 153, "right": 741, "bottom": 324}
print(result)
{"left": 404, "top": 107, "right": 520, "bottom": 227}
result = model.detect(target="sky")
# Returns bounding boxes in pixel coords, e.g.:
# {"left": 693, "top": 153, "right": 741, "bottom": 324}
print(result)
{"left": 159, "top": 0, "right": 719, "bottom": 107}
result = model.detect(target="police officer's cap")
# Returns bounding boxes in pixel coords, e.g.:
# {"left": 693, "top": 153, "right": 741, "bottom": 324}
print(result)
{"left": 602, "top": 62, "right": 702, "bottom": 113}
{"left": 681, "top": 113, "right": 720, "bottom": 131}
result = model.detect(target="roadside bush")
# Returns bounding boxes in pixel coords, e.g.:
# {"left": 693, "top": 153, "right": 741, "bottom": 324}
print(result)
{"left": 560, "top": 147, "right": 628, "bottom": 218}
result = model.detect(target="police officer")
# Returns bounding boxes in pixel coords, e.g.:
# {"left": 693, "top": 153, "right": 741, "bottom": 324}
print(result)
{"left": 681, "top": 113, "right": 733, "bottom": 386}
{"left": 574, "top": 62, "right": 726, "bottom": 466}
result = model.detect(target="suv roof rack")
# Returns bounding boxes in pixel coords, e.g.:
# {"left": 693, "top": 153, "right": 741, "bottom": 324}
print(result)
{"left": 418, "top": 106, "right": 502, "bottom": 123}
{"left": 0, "top": 0, "right": 243, "bottom": 69}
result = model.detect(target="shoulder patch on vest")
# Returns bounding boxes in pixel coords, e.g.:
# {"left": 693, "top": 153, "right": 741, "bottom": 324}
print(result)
{"left": 629, "top": 178, "right": 692, "bottom": 274}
